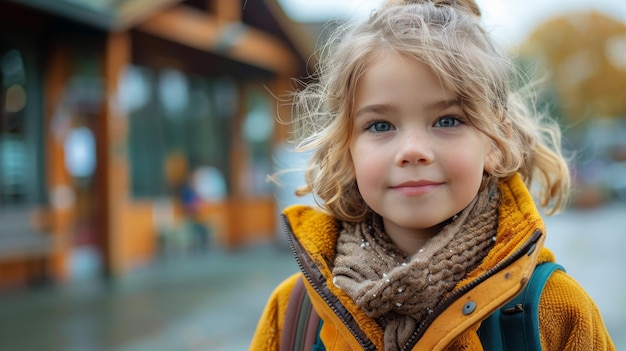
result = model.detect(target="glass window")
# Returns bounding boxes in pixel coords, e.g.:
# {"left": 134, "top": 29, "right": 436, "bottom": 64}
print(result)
{"left": 126, "top": 65, "right": 167, "bottom": 198}
{"left": 127, "top": 65, "right": 233, "bottom": 200}
{"left": 242, "top": 88, "right": 274, "bottom": 196}
{"left": 0, "top": 45, "right": 44, "bottom": 208}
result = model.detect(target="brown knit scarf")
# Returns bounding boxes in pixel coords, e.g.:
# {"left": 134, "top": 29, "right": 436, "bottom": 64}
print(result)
{"left": 332, "top": 180, "right": 500, "bottom": 351}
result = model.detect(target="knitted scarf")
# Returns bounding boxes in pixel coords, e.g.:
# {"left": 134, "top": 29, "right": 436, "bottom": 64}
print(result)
{"left": 332, "top": 181, "right": 500, "bottom": 351}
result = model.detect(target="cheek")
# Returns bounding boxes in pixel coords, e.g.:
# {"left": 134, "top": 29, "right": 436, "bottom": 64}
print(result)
{"left": 447, "top": 140, "right": 490, "bottom": 180}
{"left": 351, "top": 146, "right": 384, "bottom": 189}
{"left": 351, "top": 150, "right": 372, "bottom": 182}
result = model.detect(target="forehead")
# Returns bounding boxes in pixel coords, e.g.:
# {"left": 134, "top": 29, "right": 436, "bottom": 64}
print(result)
{"left": 354, "top": 51, "right": 458, "bottom": 109}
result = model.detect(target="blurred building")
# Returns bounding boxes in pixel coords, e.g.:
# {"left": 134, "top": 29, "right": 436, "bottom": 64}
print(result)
{"left": 0, "top": 0, "right": 315, "bottom": 288}
{"left": 519, "top": 10, "right": 626, "bottom": 207}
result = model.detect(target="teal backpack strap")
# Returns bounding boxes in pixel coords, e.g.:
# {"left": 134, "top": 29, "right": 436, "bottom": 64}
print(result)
{"left": 280, "top": 276, "right": 325, "bottom": 351}
{"left": 312, "top": 320, "right": 326, "bottom": 351}
{"left": 479, "top": 262, "right": 565, "bottom": 351}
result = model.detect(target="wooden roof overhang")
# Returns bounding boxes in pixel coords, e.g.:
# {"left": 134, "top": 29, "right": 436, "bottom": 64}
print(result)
{"left": 7, "top": 0, "right": 315, "bottom": 77}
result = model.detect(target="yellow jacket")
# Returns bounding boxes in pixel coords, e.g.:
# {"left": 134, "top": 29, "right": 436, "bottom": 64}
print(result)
{"left": 250, "top": 175, "right": 615, "bottom": 350}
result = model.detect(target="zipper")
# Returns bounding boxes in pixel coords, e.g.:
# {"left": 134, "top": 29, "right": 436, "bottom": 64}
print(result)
{"left": 281, "top": 214, "right": 376, "bottom": 350}
{"left": 400, "top": 229, "right": 543, "bottom": 351}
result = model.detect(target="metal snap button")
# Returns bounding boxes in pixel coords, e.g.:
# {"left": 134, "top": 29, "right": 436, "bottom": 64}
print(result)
{"left": 462, "top": 301, "right": 477, "bottom": 315}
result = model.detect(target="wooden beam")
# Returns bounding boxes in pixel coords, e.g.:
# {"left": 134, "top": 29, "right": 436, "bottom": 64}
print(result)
{"left": 8, "top": 0, "right": 185, "bottom": 32}
{"left": 114, "top": 0, "right": 183, "bottom": 31}
{"left": 43, "top": 38, "right": 74, "bottom": 282}
{"left": 137, "top": 5, "right": 298, "bottom": 76}
{"left": 213, "top": 0, "right": 241, "bottom": 24}
{"left": 101, "top": 31, "right": 132, "bottom": 277}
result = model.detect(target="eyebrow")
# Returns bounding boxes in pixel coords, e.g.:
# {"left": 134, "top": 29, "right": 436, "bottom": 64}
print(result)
{"left": 429, "top": 99, "right": 462, "bottom": 110}
{"left": 354, "top": 104, "right": 397, "bottom": 118}
{"left": 354, "top": 99, "right": 462, "bottom": 118}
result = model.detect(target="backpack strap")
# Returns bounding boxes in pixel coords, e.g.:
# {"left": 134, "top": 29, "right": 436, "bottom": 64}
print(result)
{"left": 479, "top": 262, "right": 565, "bottom": 351}
{"left": 281, "top": 276, "right": 325, "bottom": 351}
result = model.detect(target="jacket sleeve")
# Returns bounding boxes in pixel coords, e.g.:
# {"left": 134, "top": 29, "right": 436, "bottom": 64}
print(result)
{"left": 539, "top": 270, "right": 616, "bottom": 351}
{"left": 249, "top": 273, "right": 301, "bottom": 351}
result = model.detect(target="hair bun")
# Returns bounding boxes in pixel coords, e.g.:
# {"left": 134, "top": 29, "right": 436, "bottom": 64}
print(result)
{"left": 385, "top": 0, "right": 481, "bottom": 17}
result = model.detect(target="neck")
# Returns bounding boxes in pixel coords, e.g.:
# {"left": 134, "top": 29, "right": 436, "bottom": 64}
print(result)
{"left": 382, "top": 219, "right": 443, "bottom": 255}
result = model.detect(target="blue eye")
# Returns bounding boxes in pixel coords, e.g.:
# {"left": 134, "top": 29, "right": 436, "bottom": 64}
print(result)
{"left": 435, "top": 117, "right": 461, "bottom": 128}
{"left": 367, "top": 121, "right": 394, "bottom": 132}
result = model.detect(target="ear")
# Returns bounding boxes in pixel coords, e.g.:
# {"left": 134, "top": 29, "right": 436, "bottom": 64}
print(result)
{"left": 484, "top": 145, "right": 499, "bottom": 174}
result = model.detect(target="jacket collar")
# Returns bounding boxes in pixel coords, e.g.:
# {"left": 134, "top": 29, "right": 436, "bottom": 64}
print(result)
{"left": 282, "top": 173, "right": 549, "bottom": 350}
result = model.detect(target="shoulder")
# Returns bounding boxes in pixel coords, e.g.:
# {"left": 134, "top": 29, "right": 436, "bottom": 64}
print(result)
{"left": 540, "top": 270, "right": 593, "bottom": 320}
{"left": 539, "top": 270, "right": 615, "bottom": 350}
{"left": 250, "top": 273, "right": 302, "bottom": 351}
{"left": 266, "top": 272, "right": 303, "bottom": 315}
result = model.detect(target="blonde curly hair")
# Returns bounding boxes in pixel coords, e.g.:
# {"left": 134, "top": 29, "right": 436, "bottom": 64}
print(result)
{"left": 289, "top": 1, "right": 570, "bottom": 221}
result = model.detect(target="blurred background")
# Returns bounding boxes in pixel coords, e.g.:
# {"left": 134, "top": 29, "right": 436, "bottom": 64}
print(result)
{"left": 0, "top": 0, "right": 624, "bottom": 350}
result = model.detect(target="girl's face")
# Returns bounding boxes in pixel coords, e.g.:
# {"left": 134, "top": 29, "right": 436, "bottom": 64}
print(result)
{"left": 350, "top": 52, "right": 494, "bottom": 251}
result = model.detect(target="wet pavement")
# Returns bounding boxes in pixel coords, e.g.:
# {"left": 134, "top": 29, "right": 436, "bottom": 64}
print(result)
{"left": 0, "top": 202, "right": 624, "bottom": 351}
{"left": 0, "top": 244, "right": 298, "bottom": 351}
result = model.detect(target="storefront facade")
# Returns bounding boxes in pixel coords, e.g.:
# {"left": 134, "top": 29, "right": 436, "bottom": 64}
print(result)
{"left": 0, "top": 0, "right": 314, "bottom": 287}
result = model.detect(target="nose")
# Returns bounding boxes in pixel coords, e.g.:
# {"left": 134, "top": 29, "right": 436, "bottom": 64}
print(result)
{"left": 395, "top": 131, "right": 434, "bottom": 166}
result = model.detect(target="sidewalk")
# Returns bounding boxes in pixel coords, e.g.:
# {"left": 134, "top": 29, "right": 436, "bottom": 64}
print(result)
{"left": 0, "top": 202, "right": 624, "bottom": 351}
{"left": 0, "top": 243, "right": 298, "bottom": 351}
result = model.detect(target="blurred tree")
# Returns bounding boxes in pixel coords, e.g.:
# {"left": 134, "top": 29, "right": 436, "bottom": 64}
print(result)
{"left": 519, "top": 11, "right": 626, "bottom": 131}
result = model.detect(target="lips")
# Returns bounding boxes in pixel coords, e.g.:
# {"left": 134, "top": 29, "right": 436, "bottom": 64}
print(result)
{"left": 391, "top": 180, "right": 442, "bottom": 195}
{"left": 394, "top": 180, "right": 440, "bottom": 187}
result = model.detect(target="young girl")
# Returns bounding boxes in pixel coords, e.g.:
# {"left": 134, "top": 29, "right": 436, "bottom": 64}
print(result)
{"left": 251, "top": 1, "right": 615, "bottom": 350}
